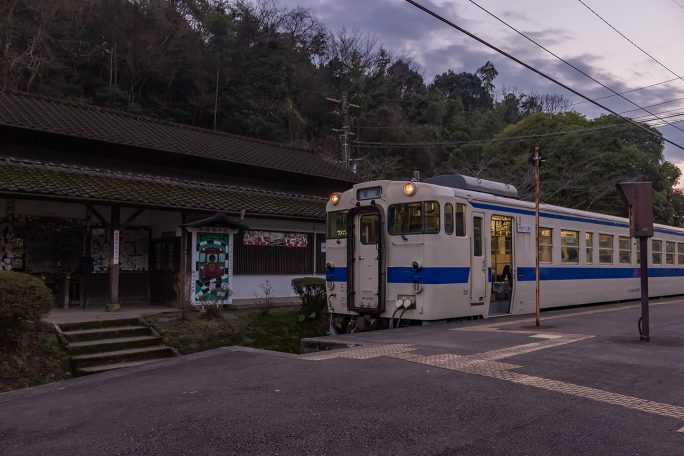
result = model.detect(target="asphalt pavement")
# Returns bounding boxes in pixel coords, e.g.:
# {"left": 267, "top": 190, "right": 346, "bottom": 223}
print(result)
{"left": 1, "top": 299, "right": 683, "bottom": 455}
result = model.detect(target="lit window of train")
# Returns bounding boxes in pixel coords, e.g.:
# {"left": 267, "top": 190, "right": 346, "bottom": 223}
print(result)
{"left": 561, "top": 230, "right": 579, "bottom": 263}
{"left": 618, "top": 236, "right": 631, "bottom": 264}
{"left": 388, "top": 201, "right": 440, "bottom": 235}
{"left": 585, "top": 232, "right": 594, "bottom": 264}
{"left": 327, "top": 211, "right": 348, "bottom": 239}
{"left": 444, "top": 203, "right": 454, "bottom": 235}
{"left": 539, "top": 227, "right": 553, "bottom": 262}
{"left": 652, "top": 240, "right": 662, "bottom": 264}
{"left": 666, "top": 241, "right": 675, "bottom": 265}
{"left": 599, "top": 234, "right": 614, "bottom": 264}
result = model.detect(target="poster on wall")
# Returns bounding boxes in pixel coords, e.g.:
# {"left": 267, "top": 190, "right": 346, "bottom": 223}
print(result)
{"left": 243, "top": 230, "right": 308, "bottom": 248}
{"left": 193, "top": 232, "right": 232, "bottom": 304}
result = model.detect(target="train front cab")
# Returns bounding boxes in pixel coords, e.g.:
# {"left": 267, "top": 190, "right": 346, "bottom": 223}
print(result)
{"left": 327, "top": 181, "right": 513, "bottom": 332}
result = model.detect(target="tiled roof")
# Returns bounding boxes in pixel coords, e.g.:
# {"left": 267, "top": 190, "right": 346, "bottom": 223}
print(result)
{"left": 0, "top": 91, "right": 357, "bottom": 183}
{"left": 0, "top": 157, "right": 327, "bottom": 220}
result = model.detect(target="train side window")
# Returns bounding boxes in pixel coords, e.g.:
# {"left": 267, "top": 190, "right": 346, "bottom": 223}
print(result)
{"left": 598, "top": 234, "right": 613, "bottom": 264}
{"left": 455, "top": 203, "right": 466, "bottom": 236}
{"left": 444, "top": 203, "right": 454, "bottom": 235}
{"left": 666, "top": 241, "right": 675, "bottom": 265}
{"left": 618, "top": 236, "right": 631, "bottom": 264}
{"left": 652, "top": 240, "right": 662, "bottom": 265}
{"left": 678, "top": 243, "right": 684, "bottom": 265}
{"left": 585, "top": 232, "right": 594, "bottom": 264}
{"left": 539, "top": 227, "right": 553, "bottom": 262}
{"left": 561, "top": 230, "right": 579, "bottom": 263}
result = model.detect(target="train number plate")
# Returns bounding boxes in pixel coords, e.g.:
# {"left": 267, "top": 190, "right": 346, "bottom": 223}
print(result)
{"left": 360, "top": 291, "right": 378, "bottom": 308}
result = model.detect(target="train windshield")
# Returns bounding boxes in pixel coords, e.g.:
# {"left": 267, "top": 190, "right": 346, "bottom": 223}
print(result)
{"left": 327, "top": 210, "right": 348, "bottom": 239}
{"left": 388, "top": 201, "right": 440, "bottom": 235}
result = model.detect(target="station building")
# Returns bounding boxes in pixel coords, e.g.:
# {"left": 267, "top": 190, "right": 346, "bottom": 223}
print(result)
{"left": 0, "top": 91, "right": 356, "bottom": 309}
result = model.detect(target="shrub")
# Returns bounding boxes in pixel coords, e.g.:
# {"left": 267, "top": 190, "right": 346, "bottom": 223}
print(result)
{"left": 0, "top": 271, "right": 54, "bottom": 346}
{"left": 291, "top": 277, "right": 326, "bottom": 316}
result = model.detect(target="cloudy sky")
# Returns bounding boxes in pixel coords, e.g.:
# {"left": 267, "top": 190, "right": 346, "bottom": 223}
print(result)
{"left": 282, "top": 0, "right": 684, "bottom": 183}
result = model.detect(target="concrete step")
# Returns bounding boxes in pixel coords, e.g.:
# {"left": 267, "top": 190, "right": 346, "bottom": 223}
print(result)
{"left": 67, "top": 335, "right": 162, "bottom": 355}
{"left": 76, "top": 359, "right": 165, "bottom": 376}
{"left": 58, "top": 318, "right": 142, "bottom": 332}
{"left": 71, "top": 346, "right": 176, "bottom": 369}
{"left": 61, "top": 325, "right": 153, "bottom": 342}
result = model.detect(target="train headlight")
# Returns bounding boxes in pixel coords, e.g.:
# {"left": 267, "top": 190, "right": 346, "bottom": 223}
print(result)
{"left": 403, "top": 182, "right": 416, "bottom": 196}
{"left": 330, "top": 192, "right": 341, "bottom": 205}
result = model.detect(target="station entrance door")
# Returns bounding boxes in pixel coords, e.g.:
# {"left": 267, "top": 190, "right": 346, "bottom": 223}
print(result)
{"left": 489, "top": 215, "right": 513, "bottom": 315}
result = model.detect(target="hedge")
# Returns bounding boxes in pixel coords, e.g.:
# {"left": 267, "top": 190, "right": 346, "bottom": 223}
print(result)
{"left": 0, "top": 271, "right": 54, "bottom": 344}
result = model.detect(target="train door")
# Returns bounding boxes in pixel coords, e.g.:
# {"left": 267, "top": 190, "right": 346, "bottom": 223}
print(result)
{"left": 490, "top": 215, "right": 513, "bottom": 315}
{"left": 470, "top": 212, "right": 487, "bottom": 305}
{"left": 354, "top": 213, "right": 380, "bottom": 309}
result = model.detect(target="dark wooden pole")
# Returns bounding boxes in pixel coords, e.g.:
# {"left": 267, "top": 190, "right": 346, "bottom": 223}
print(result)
{"left": 108, "top": 206, "right": 121, "bottom": 311}
{"left": 639, "top": 236, "right": 649, "bottom": 341}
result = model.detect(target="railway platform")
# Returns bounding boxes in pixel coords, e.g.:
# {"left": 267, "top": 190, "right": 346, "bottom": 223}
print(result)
{"left": 1, "top": 298, "right": 683, "bottom": 455}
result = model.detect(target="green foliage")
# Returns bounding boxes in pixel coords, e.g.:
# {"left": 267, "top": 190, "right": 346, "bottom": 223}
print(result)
{"left": 458, "top": 112, "right": 681, "bottom": 225}
{"left": 0, "top": 272, "right": 54, "bottom": 347}
{"left": 147, "top": 307, "right": 328, "bottom": 355}
{"left": 0, "top": 322, "right": 71, "bottom": 392}
{"left": 1, "top": 0, "right": 680, "bottom": 224}
{"left": 291, "top": 277, "right": 326, "bottom": 316}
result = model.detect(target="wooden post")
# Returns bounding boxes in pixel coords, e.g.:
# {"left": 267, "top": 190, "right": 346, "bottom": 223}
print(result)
{"left": 108, "top": 206, "right": 121, "bottom": 311}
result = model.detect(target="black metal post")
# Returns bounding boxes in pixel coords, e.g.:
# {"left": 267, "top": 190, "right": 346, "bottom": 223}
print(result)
{"left": 639, "top": 236, "right": 649, "bottom": 341}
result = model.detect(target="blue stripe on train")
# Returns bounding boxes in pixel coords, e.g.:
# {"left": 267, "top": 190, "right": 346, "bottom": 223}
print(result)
{"left": 517, "top": 267, "right": 684, "bottom": 281}
{"left": 387, "top": 267, "right": 470, "bottom": 284}
{"left": 325, "top": 268, "right": 348, "bottom": 282}
{"left": 326, "top": 267, "right": 470, "bottom": 284}
{"left": 328, "top": 266, "right": 684, "bottom": 283}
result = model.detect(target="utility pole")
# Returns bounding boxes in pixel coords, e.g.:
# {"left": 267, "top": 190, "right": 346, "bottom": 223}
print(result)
{"left": 327, "top": 92, "right": 359, "bottom": 171}
{"left": 533, "top": 145, "right": 542, "bottom": 327}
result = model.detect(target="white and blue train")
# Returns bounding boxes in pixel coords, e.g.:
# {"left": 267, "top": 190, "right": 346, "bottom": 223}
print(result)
{"left": 324, "top": 174, "right": 684, "bottom": 332}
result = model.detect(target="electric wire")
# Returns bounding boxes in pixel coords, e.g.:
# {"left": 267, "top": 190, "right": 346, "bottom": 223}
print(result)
{"left": 620, "top": 96, "right": 684, "bottom": 115}
{"left": 568, "top": 77, "right": 680, "bottom": 107}
{"left": 401, "top": 0, "right": 684, "bottom": 151}
{"left": 353, "top": 123, "right": 633, "bottom": 149}
{"left": 465, "top": 0, "right": 684, "bottom": 136}
{"left": 577, "top": 0, "right": 684, "bottom": 84}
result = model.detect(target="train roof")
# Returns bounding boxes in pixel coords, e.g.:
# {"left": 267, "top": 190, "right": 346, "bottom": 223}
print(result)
{"left": 342, "top": 179, "right": 684, "bottom": 235}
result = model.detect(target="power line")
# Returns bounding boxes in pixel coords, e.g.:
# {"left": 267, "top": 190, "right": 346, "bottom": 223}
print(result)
{"left": 568, "top": 77, "right": 680, "bottom": 107}
{"left": 620, "top": 96, "right": 684, "bottom": 114}
{"left": 672, "top": 0, "right": 684, "bottom": 11}
{"left": 577, "top": 0, "right": 684, "bottom": 84}
{"left": 353, "top": 123, "right": 631, "bottom": 148}
{"left": 385, "top": 0, "right": 684, "bottom": 151}
{"left": 638, "top": 111, "right": 684, "bottom": 122}
{"left": 464, "top": 0, "right": 684, "bottom": 137}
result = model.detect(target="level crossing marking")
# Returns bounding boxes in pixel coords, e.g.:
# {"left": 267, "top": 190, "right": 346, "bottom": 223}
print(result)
{"left": 302, "top": 324, "right": 684, "bottom": 432}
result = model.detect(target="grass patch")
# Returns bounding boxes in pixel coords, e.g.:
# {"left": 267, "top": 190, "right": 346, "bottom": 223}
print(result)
{"left": 145, "top": 307, "right": 328, "bottom": 355}
{"left": 0, "top": 323, "right": 71, "bottom": 393}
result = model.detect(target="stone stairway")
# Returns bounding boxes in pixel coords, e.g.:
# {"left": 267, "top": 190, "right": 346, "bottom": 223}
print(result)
{"left": 55, "top": 318, "right": 178, "bottom": 376}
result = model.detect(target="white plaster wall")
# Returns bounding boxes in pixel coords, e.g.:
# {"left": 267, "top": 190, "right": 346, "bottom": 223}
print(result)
{"left": 231, "top": 274, "right": 324, "bottom": 300}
